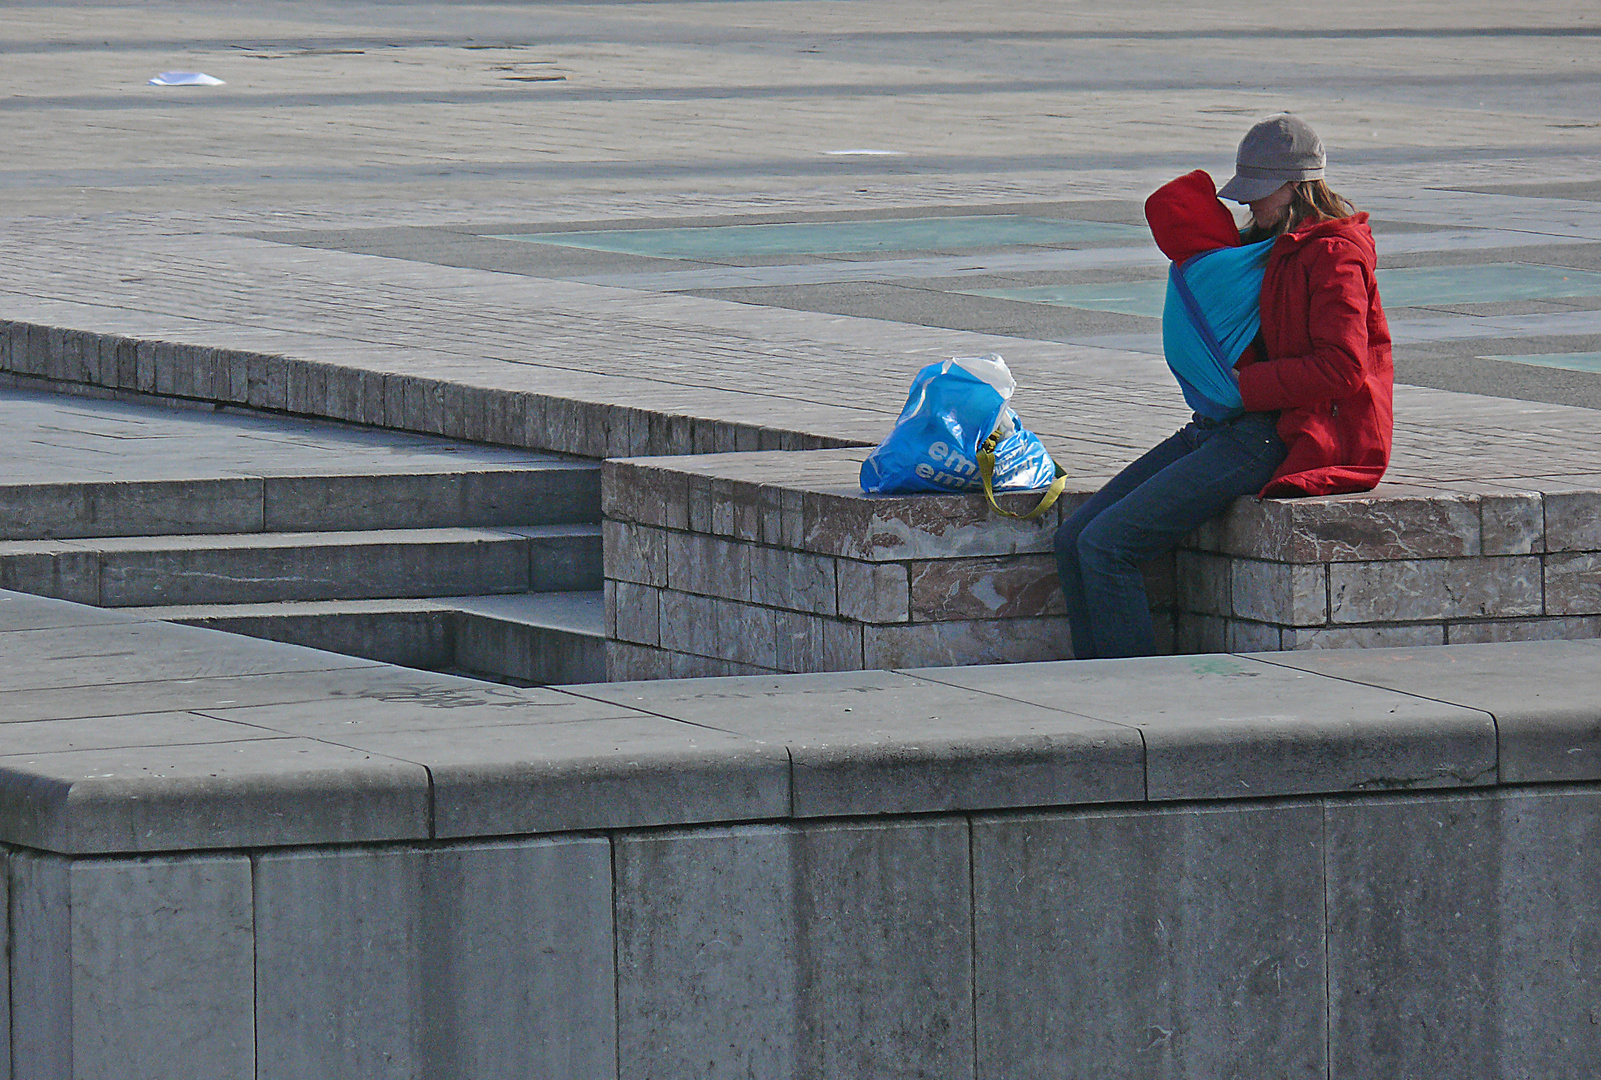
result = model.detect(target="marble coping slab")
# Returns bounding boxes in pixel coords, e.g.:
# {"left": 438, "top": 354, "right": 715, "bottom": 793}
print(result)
{"left": 3, "top": 591, "right": 1601, "bottom": 854}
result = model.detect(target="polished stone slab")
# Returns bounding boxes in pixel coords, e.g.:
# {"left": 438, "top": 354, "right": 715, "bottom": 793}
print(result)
{"left": 567, "top": 668, "right": 1144, "bottom": 816}
{"left": 196, "top": 683, "right": 634, "bottom": 738}
{"left": 0, "top": 662, "right": 501, "bottom": 725}
{"left": 0, "top": 711, "right": 273, "bottom": 755}
{"left": 1256, "top": 640, "right": 1601, "bottom": 783}
{"left": 916, "top": 654, "right": 1498, "bottom": 800}
{"left": 328, "top": 716, "right": 791, "bottom": 838}
{"left": 3, "top": 585, "right": 1601, "bottom": 860}
{"left": 0, "top": 737, "right": 430, "bottom": 854}
{"left": 0, "top": 590, "right": 141, "bottom": 633}
{"left": 0, "top": 617, "right": 379, "bottom": 694}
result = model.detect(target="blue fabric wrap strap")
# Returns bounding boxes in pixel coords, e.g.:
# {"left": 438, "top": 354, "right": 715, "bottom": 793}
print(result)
{"left": 1171, "top": 258, "right": 1229, "bottom": 368}
{"left": 1157, "top": 238, "right": 1275, "bottom": 420}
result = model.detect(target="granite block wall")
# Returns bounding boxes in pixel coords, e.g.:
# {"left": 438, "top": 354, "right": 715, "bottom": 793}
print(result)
{"left": 1182, "top": 484, "right": 1601, "bottom": 650}
{"left": 606, "top": 455, "right": 1601, "bottom": 678}
{"left": 604, "top": 453, "right": 1132, "bottom": 678}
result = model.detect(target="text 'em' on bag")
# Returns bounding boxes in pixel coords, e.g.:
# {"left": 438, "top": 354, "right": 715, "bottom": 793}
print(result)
{"left": 858, "top": 353, "right": 1065, "bottom": 520}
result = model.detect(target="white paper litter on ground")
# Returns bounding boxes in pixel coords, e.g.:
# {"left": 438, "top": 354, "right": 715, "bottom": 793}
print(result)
{"left": 149, "top": 72, "right": 225, "bottom": 86}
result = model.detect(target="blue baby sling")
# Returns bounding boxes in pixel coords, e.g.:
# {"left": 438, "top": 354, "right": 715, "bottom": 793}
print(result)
{"left": 1162, "top": 237, "right": 1275, "bottom": 420}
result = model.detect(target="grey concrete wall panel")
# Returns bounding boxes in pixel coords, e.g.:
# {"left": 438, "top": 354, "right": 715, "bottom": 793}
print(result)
{"left": 1325, "top": 787, "right": 1601, "bottom": 1079}
{"left": 0, "top": 737, "right": 429, "bottom": 854}
{"left": 1258, "top": 641, "right": 1601, "bottom": 783}
{"left": 331, "top": 716, "right": 790, "bottom": 837}
{"left": 43, "top": 855, "right": 253, "bottom": 1080}
{"left": 423, "top": 838, "right": 616, "bottom": 1080}
{"left": 0, "top": 478, "right": 265, "bottom": 541}
{"left": 570, "top": 669, "right": 1143, "bottom": 816}
{"left": 615, "top": 820, "right": 974, "bottom": 1080}
{"left": 10, "top": 852, "right": 70, "bottom": 1080}
{"left": 255, "top": 837, "right": 615, "bottom": 1080}
{"left": 972, "top": 803, "right": 1326, "bottom": 1080}
{"left": 11, "top": 852, "right": 253, "bottom": 1079}
{"left": 916, "top": 655, "right": 1497, "bottom": 800}
{"left": 0, "top": 848, "right": 10, "bottom": 1080}
{"left": 254, "top": 845, "right": 427, "bottom": 1080}
{"left": 261, "top": 465, "right": 600, "bottom": 532}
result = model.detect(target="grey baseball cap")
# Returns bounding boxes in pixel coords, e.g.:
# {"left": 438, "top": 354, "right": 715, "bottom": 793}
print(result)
{"left": 1217, "top": 114, "right": 1326, "bottom": 203}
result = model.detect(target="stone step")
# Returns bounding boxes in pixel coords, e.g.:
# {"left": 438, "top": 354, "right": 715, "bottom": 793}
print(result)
{"left": 0, "top": 525, "right": 601, "bottom": 607}
{"left": 450, "top": 592, "right": 607, "bottom": 686}
{"left": 123, "top": 591, "right": 606, "bottom": 686}
{"left": 0, "top": 462, "right": 601, "bottom": 541}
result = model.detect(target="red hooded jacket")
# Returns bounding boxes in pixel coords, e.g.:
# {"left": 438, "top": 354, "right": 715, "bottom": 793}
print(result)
{"left": 1144, "top": 171, "right": 1394, "bottom": 497}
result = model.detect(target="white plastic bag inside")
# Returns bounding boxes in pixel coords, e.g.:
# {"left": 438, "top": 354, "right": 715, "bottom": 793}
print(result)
{"left": 149, "top": 72, "right": 225, "bottom": 86}
{"left": 943, "top": 353, "right": 1015, "bottom": 402}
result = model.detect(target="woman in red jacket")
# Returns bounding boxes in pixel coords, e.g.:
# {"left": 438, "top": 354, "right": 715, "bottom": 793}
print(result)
{"left": 1054, "top": 114, "right": 1393, "bottom": 658}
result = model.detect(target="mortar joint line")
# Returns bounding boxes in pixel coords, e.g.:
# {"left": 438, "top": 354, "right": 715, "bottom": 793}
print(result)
{"left": 1321, "top": 801, "right": 1332, "bottom": 1080}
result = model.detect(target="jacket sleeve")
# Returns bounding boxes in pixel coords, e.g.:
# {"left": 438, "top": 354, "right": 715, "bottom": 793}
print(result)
{"left": 1237, "top": 239, "right": 1373, "bottom": 411}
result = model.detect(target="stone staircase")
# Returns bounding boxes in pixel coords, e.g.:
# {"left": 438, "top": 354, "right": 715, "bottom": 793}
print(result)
{"left": 0, "top": 390, "right": 606, "bottom": 684}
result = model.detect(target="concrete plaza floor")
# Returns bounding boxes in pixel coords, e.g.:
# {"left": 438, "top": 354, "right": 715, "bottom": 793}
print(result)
{"left": 7, "top": 11, "right": 1601, "bottom": 1075}
{"left": 2, "top": 2, "right": 1601, "bottom": 482}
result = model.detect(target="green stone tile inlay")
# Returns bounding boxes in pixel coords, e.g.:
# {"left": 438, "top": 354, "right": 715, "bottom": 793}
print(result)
{"left": 1487, "top": 352, "right": 1601, "bottom": 374}
{"left": 960, "top": 279, "right": 1167, "bottom": 318}
{"left": 487, "top": 216, "right": 1145, "bottom": 259}
{"left": 1377, "top": 264, "right": 1601, "bottom": 308}
{"left": 963, "top": 263, "right": 1601, "bottom": 319}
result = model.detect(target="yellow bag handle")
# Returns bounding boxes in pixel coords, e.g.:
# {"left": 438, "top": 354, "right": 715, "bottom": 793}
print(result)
{"left": 977, "top": 428, "right": 1067, "bottom": 521}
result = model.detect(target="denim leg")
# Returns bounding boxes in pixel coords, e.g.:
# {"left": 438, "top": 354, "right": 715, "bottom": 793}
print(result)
{"left": 1054, "top": 424, "right": 1202, "bottom": 658}
{"left": 1057, "top": 414, "right": 1286, "bottom": 659}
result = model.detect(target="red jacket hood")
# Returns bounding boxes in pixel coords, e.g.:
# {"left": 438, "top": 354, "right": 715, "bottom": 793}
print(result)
{"left": 1144, "top": 170, "right": 1241, "bottom": 262}
{"left": 1273, "top": 212, "right": 1376, "bottom": 262}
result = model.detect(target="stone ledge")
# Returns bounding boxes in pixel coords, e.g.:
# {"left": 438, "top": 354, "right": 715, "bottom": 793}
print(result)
{"left": 5, "top": 591, "right": 1601, "bottom": 855}
{"left": 603, "top": 451, "right": 1601, "bottom": 678}
{"left": 0, "top": 321, "right": 861, "bottom": 459}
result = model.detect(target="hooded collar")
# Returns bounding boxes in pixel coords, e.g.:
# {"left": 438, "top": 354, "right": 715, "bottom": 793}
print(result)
{"left": 1275, "top": 212, "right": 1375, "bottom": 258}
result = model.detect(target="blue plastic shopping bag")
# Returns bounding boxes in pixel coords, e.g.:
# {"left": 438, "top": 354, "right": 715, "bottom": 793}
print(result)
{"left": 859, "top": 354, "right": 1061, "bottom": 505}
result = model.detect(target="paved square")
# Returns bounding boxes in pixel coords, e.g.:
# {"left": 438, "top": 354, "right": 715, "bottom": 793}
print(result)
{"left": 2, "top": 1, "right": 1600, "bottom": 466}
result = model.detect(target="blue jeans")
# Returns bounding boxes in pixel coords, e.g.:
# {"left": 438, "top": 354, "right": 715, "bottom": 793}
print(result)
{"left": 1054, "top": 413, "right": 1287, "bottom": 659}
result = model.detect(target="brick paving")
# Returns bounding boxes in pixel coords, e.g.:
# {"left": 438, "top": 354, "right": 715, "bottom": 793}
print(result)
{"left": 3, "top": 1, "right": 1601, "bottom": 487}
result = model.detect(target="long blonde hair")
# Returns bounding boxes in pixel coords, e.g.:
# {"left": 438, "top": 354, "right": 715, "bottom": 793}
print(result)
{"left": 1241, "top": 180, "right": 1358, "bottom": 243}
